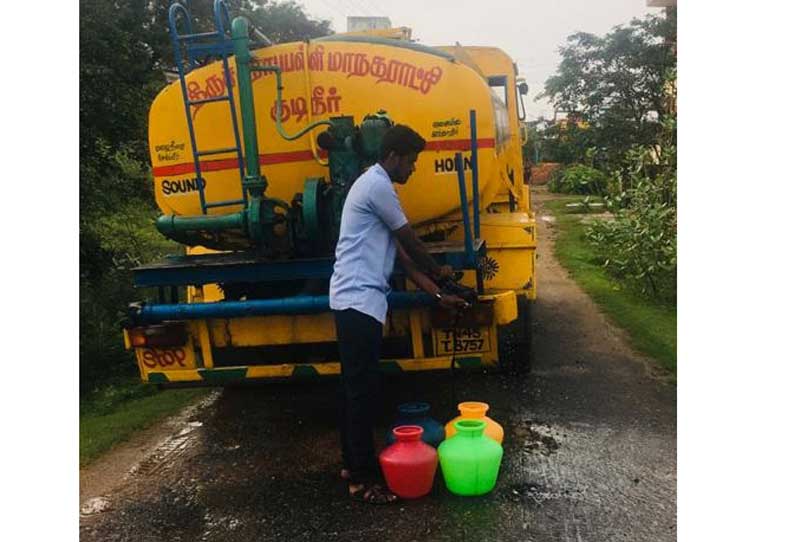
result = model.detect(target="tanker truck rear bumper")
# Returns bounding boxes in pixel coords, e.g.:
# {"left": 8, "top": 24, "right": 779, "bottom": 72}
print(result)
{"left": 122, "top": 290, "right": 521, "bottom": 386}
{"left": 123, "top": 210, "right": 536, "bottom": 386}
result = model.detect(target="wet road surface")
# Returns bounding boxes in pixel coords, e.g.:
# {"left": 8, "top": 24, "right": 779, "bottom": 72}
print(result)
{"left": 80, "top": 190, "right": 676, "bottom": 541}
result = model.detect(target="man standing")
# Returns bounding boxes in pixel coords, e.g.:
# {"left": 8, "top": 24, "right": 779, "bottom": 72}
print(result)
{"left": 329, "top": 125, "right": 466, "bottom": 504}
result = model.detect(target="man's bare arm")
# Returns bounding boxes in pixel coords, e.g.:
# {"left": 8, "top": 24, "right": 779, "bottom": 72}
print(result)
{"left": 396, "top": 241, "right": 467, "bottom": 310}
{"left": 393, "top": 224, "right": 452, "bottom": 279}
{"left": 396, "top": 240, "right": 440, "bottom": 296}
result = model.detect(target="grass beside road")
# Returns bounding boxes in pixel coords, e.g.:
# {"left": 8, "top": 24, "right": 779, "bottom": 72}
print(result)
{"left": 543, "top": 195, "right": 677, "bottom": 375}
{"left": 80, "top": 378, "right": 209, "bottom": 466}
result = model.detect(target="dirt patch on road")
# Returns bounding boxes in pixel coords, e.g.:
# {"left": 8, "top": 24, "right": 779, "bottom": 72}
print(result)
{"left": 533, "top": 186, "right": 672, "bottom": 384}
{"left": 80, "top": 391, "right": 221, "bottom": 515}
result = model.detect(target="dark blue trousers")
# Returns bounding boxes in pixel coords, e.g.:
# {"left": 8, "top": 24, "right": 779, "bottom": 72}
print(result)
{"left": 333, "top": 308, "right": 384, "bottom": 484}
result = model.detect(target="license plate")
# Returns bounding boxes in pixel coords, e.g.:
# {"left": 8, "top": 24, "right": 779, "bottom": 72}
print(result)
{"left": 433, "top": 327, "right": 492, "bottom": 355}
{"left": 136, "top": 346, "right": 196, "bottom": 371}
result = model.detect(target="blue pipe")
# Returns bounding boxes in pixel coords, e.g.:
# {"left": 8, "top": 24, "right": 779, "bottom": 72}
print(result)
{"left": 469, "top": 109, "right": 480, "bottom": 240}
{"left": 131, "top": 292, "right": 436, "bottom": 324}
{"left": 454, "top": 152, "right": 476, "bottom": 267}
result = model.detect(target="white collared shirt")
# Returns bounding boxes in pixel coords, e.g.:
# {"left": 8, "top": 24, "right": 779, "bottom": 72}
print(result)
{"left": 329, "top": 163, "right": 409, "bottom": 324}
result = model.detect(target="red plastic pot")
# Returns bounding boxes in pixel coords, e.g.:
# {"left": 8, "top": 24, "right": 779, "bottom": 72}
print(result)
{"left": 379, "top": 425, "right": 438, "bottom": 499}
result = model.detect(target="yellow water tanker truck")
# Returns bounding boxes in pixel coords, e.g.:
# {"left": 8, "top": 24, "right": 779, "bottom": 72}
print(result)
{"left": 122, "top": 0, "right": 536, "bottom": 385}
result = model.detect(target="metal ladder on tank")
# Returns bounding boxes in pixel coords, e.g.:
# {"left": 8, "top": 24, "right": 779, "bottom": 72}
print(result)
{"left": 168, "top": 0, "right": 246, "bottom": 215}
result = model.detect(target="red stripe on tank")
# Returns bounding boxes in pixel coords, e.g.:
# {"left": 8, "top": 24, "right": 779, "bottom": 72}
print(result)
{"left": 151, "top": 138, "right": 494, "bottom": 177}
{"left": 152, "top": 150, "right": 328, "bottom": 177}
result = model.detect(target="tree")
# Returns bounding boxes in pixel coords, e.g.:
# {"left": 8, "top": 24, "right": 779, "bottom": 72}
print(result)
{"left": 536, "top": 121, "right": 595, "bottom": 165}
{"left": 242, "top": 1, "right": 333, "bottom": 43}
{"left": 538, "top": 9, "right": 676, "bottom": 167}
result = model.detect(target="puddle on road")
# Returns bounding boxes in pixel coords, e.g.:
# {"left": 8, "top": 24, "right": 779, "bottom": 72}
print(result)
{"left": 495, "top": 420, "right": 578, "bottom": 509}
{"left": 512, "top": 420, "right": 562, "bottom": 456}
{"left": 501, "top": 481, "right": 584, "bottom": 508}
{"left": 199, "top": 512, "right": 244, "bottom": 540}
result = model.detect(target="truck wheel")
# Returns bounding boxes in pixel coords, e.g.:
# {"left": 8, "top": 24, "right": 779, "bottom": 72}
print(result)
{"left": 497, "top": 297, "right": 533, "bottom": 375}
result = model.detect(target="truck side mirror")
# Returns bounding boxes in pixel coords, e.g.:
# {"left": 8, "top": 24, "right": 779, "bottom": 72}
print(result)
{"left": 518, "top": 82, "right": 529, "bottom": 95}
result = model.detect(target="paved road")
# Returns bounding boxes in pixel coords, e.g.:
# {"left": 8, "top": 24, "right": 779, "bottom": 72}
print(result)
{"left": 80, "top": 188, "right": 676, "bottom": 541}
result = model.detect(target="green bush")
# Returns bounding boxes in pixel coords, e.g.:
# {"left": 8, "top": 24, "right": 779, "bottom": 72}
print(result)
{"left": 80, "top": 199, "right": 180, "bottom": 394}
{"left": 80, "top": 135, "right": 181, "bottom": 394}
{"left": 548, "top": 164, "right": 609, "bottom": 195}
{"left": 585, "top": 117, "right": 676, "bottom": 301}
{"left": 537, "top": 122, "right": 595, "bottom": 164}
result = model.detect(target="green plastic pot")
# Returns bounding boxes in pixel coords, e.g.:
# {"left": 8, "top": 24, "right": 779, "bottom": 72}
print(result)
{"left": 438, "top": 419, "right": 503, "bottom": 496}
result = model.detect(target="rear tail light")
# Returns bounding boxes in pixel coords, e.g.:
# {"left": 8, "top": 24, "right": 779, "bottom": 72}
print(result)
{"left": 127, "top": 322, "right": 187, "bottom": 348}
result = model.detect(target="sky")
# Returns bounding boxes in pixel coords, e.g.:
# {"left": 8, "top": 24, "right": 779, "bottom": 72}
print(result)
{"left": 294, "top": 0, "right": 659, "bottom": 120}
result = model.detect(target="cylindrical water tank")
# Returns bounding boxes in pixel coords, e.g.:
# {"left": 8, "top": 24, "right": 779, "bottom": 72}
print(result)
{"left": 148, "top": 36, "right": 511, "bottom": 226}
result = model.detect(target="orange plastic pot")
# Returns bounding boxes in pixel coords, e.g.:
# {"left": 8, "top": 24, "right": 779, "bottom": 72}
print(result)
{"left": 444, "top": 401, "right": 503, "bottom": 443}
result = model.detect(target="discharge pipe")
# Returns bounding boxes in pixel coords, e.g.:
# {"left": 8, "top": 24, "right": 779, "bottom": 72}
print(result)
{"left": 231, "top": 16, "right": 268, "bottom": 197}
{"left": 156, "top": 213, "right": 246, "bottom": 237}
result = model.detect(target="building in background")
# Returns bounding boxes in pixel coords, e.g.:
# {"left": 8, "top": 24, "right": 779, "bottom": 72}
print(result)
{"left": 647, "top": 0, "right": 677, "bottom": 22}
{"left": 346, "top": 16, "right": 392, "bottom": 33}
{"left": 345, "top": 16, "right": 412, "bottom": 40}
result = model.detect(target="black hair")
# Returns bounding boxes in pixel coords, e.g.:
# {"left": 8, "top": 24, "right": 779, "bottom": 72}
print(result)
{"left": 380, "top": 124, "right": 426, "bottom": 159}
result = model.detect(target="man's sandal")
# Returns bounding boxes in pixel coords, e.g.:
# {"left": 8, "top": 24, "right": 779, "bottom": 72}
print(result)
{"left": 348, "top": 483, "right": 398, "bottom": 505}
